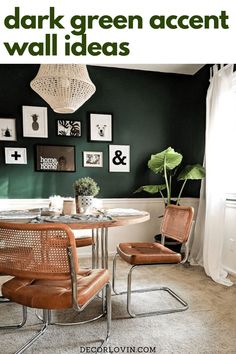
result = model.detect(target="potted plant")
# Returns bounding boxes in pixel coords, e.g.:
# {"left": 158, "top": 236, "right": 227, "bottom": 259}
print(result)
{"left": 73, "top": 177, "right": 100, "bottom": 214}
{"left": 135, "top": 146, "right": 205, "bottom": 206}
{"left": 135, "top": 147, "right": 205, "bottom": 251}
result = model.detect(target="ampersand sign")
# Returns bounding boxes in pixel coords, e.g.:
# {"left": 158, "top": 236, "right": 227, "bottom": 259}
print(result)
{"left": 109, "top": 145, "right": 130, "bottom": 172}
{"left": 112, "top": 150, "right": 127, "bottom": 165}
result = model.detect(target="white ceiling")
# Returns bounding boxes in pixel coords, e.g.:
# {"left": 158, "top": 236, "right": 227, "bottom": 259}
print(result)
{"left": 95, "top": 64, "right": 205, "bottom": 75}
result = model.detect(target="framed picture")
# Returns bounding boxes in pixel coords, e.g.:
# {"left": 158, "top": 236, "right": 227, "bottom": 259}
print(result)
{"left": 89, "top": 113, "right": 112, "bottom": 142}
{"left": 0, "top": 118, "right": 16, "bottom": 141}
{"left": 5, "top": 147, "right": 27, "bottom": 164}
{"left": 35, "top": 145, "right": 75, "bottom": 172}
{"left": 57, "top": 120, "right": 81, "bottom": 137}
{"left": 22, "top": 106, "right": 48, "bottom": 138}
{"left": 83, "top": 151, "right": 103, "bottom": 168}
{"left": 109, "top": 145, "right": 130, "bottom": 172}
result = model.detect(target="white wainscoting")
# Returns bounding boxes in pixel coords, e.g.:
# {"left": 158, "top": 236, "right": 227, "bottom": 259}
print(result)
{"left": 0, "top": 197, "right": 199, "bottom": 256}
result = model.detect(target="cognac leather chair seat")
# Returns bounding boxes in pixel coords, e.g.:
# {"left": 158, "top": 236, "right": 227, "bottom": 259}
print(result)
{"left": 2, "top": 268, "right": 109, "bottom": 310}
{"left": 75, "top": 237, "right": 94, "bottom": 248}
{"left": 117, "top": 242, "right": 182, "bottom": 265}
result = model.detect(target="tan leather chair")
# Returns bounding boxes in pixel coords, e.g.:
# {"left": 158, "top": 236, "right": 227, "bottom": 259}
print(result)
{"left": 112, "top": 205, "right": 194, "bottom": 318}
{"left": 0, "top": 222, "right": 111, "bottom": 353}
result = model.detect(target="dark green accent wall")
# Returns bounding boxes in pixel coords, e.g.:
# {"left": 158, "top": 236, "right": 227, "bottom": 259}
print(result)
{"left": 0, "top": 64, "right": 209, "bottom": 199}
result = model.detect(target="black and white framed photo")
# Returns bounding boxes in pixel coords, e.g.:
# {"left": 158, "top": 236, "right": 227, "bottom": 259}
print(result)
{"left": 0, "top": 118, "right": 16, "bottom": 141}
{"left": 57, "top": 120, "right": 81, "bottom": 137}
{"left": 5, "top": 147, "right": 27, "bottom": 164}
{"left": 109, "top": 145, "right": 130, "bottom": 172}
{"left": 83, "top": 151, "right": 103, "bottom": 168}
{"left": 89, "top": 113, "right": 112, "bottom": 142}
{"left": 22, "top": 106, "right": 48, "bottom": 138}
{"left": 35, "top": 145, "right": 75, "bottom": 172}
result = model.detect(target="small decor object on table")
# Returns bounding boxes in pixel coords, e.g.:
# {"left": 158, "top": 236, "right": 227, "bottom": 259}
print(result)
{"left": 22, "top": 106, "right": 48, "bottom": 138}
{"left": 74, "top": 177, "right": 100, "bottom": 214}
{"left": 0, "top": 118, "right": 16, "bottom": 141}
{"left": 57, "top": 120, "right": 81, "bottom": 137}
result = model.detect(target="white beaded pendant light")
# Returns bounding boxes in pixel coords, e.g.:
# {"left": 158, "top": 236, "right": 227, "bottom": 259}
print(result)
{"left": 30, "top": 64, "right": 96, "bottom": 113}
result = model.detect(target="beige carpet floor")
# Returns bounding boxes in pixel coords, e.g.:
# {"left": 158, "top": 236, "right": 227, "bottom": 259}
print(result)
{"left": 1, "top": 258, "right": 236, "bottom": 354}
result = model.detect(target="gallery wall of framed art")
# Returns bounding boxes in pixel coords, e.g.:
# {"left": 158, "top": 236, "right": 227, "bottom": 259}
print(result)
{"left": 0, "top": 64, "right": 208, "bottom": 199}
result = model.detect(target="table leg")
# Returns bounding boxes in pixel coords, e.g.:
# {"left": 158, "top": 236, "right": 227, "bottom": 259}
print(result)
{"left": 104, "top": 228, "right": 109, "bottom": 269}
{"left": 95, "top": 229, "right": 99, "bottom": 268}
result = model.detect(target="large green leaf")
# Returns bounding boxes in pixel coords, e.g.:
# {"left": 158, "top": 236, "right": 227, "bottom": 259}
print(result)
{"left": 134, "top": 184, "right": 167, "bottom": 194}
{"left": 177, "top": 164, "right": 205, "bottom": 180}
{"left": 148, "top": 147, "right": 183, "bottom": 174}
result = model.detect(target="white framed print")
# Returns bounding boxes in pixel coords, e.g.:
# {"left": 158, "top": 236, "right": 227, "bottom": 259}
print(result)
{"left": 109, "top": 145, "right": 130, "bottom": 172}
{"left": 83, "top": 151, "right": 103, "bottom": 168}
{"left": 5, "top": 147, "right": 27, "bottom": 164}
{"left": 0, "top": 118, "right": 16, "bottom": 141}
{"left": 89, "top": 113, "right": 112, "bottom": 142}
{"left": 22, "top": 106, "right": 48, "bottom": 138}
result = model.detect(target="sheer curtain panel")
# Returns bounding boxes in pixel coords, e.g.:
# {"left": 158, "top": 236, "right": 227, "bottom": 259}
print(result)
{"left": 189, "top": 64, "right": 235, "bottom": 286}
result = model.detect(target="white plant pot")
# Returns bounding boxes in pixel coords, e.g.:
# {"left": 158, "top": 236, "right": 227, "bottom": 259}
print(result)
{"left": 76, "top": 195, "right": 94, "bottom": 214}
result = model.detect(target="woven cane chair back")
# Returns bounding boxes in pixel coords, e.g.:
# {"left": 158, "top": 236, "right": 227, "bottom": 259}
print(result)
{"left": 160, "top": 205, "right": 194, "bottom": 243}
{"left": 0, "top": 222, "right": 78, "bottom": 280}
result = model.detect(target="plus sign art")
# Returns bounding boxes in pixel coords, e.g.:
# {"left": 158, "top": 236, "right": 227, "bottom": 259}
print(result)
{"left": 109, "top": 145, "right": 130, "bottom": 172}
{"left": 5, "top": 147, "right": 27, "bottom": 164}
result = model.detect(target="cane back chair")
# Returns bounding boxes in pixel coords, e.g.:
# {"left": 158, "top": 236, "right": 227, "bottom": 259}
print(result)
{"left": 112, "top": 205, "right": 194, "bottom": 318}
{"left": 0, "top": 222, "right": 111, "bottom": 353}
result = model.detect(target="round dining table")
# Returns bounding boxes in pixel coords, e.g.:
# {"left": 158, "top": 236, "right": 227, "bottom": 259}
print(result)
{"left": 64, "top": 212, "right": 150, "bottom": 269}
{"left": 0, "top": 210, "right": 150, "bottom": 270}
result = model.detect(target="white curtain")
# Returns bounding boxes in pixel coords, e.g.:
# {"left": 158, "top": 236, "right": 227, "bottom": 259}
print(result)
{"left": 189, "top": 64, "right": 236, "bottom": 286}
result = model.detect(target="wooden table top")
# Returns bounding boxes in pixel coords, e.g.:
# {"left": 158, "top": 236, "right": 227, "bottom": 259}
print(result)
{"left": 0, "top": 211, "right": 150, "bottom": 230}
{"left": 68, "top": 212, "right": 150, "bottom": 230}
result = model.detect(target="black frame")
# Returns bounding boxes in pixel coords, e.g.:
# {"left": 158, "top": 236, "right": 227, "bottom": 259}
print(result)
{"left": 56, "top": 119, "right": 81, "bottom": 137}
{"left": 89, "top": 112, "right": 113, "bottom": 142}
{"left": 35, "top": 145, "right": 76, "bottom": 172}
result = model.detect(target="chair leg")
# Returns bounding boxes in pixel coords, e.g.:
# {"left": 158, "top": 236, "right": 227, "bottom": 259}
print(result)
{"left": 105, "top": 282, "right": 111, "bottom": 343}
{"left": 15, "top": 309, "right": 49, "bottom": 354}
{"left": 112, "top": 252, "right": 120, "bottom": 295}
{"left": 126, "top": 265, "right": 188, "bottom": 318}
{"left": 113, "top": 254, "right": 188, "bottom": 318}
{"left": 0, "top": 305, "right": 27, "bottom": 329}
{"left": 0, "top": 295, "right": 11, "bottom": 303}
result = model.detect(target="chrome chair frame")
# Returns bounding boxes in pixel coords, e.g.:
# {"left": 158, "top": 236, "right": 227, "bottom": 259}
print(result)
{"left": 112, "top": 253, "right": 188, "bottom": 318}
{"left": 0, "top": 245, "right": 112, "bottom": 354}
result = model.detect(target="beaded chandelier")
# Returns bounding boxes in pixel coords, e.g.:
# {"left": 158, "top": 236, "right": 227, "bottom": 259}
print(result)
{"left": 30, "top": 64, "right": 96, "bottom": 113}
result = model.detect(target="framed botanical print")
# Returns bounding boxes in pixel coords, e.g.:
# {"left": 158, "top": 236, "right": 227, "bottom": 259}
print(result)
{"left": 0, "top": 118, "right": 16, "bottom": 141}
{"left": 57, "top": 120, "right": 81, "bottom": 137}
{"left": 22, "top": 106, "right": 48, "bottom": 138}
{"left": 89, "top": 113, "right": 112, "bottom": 142}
